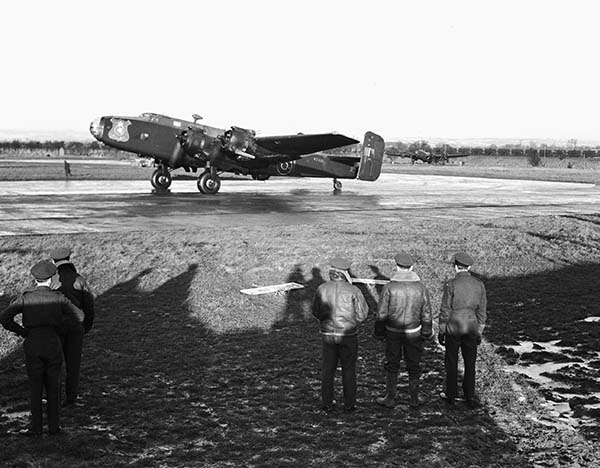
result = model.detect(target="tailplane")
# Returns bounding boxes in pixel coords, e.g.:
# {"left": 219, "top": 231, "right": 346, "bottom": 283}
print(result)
{"left": 357, "top": 131, "right": 385, "bottom": 181}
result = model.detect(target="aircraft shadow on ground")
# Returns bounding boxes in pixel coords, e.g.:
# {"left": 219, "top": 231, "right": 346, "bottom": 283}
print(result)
{"left": 0, "top": 264, "right": 531, "bottom": 467}
{"left": 23, "top": 190, "right": 385, "bottom": 221}
{"left": 130, "top": 192, "right": 300, "bottom": 216}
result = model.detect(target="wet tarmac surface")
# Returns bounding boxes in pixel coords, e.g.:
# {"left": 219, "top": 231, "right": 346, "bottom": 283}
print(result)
{"left": 0, "top": 173, "right": 599, "bottom": 235}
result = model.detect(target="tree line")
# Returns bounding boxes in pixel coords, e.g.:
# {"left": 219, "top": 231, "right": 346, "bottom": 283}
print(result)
{"left": 386, "top": 140, "right": 600, "bottom": 158}
{"left": 2, "top": 139, "right": 599, "bottom": 159}
{"left": 0, "top": 140, "right": 101, "bottom": 152}
{"left": 0, "top": 140, "right": 127, "bottom": 156}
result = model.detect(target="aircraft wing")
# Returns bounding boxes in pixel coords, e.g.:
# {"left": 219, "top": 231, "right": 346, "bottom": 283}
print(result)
{"left": 255, "top": 133, "right": 358, "bottom": 157}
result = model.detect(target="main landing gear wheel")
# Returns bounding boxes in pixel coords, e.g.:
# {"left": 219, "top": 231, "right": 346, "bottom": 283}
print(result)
{"left": 197, "top": 171, "right": 221, "bottom": 194}
{"left": 333, "top": 179, "right": 343, "bottom": 191}
{"left": 151, "top": 168, "right": 172, "bottom": 191}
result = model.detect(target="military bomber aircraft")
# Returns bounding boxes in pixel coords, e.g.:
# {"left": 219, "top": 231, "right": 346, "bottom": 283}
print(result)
{"left": 89, "top": 113, "right": 384, "bottom": 194}
{"left": 386, "top": 143, "right": 470, "bottom": 165}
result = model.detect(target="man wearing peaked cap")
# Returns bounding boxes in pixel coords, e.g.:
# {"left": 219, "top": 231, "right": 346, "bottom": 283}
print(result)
{"left": 50, "top": 247, "right": 72, "bottom": 261}
{"left": 312, "top": 257, "right": 368, "bottom": 412}
{"left": 0, "top": 260, "right": 84, "bottom": 435}
{"left": 374, "top": 252, "right": 432, "bottom": 409}
{"left": 330, "top": 257, "right": 351, "bottom": 271}
{"left": 438, "top": 251, "right": 487, "bottom": 409}
{"left": 328, "top": 257, "right": 353, "bottom": 284}
{"left": 394, "top": 252, "right": 414, "bottom": 268}
{"left": 50, "top": 247, "right": 95, "bottom": 407}
{"left": 453, "top": 252, "right": 474, "bottom": 268}
{"left": 31, "top": 260, "right": 57, "bottom": 280}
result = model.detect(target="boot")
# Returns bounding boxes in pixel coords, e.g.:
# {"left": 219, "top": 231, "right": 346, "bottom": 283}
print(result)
{"left": 409, "top": 375, "right": 420, "bottom": 408}
{"left": 376, "top": 372, "right": 397, "bottom": 408}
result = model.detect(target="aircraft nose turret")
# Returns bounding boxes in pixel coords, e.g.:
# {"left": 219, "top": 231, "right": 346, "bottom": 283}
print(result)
{"left": 89, "top": 116, "right": 105, "bottom": 140}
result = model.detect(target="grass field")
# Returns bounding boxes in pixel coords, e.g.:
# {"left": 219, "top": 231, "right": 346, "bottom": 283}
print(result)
{"left": 1, "top": 215, "right": 599, "bottom": 467}
{"left": 0, "top": 157, "right": 150, "bottom": 181}
{"left": 385, "top": 156, "right": 600, "bottom": 184}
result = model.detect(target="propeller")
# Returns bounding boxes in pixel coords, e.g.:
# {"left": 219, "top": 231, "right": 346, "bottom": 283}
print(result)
{"left": 169, "top": 133, "right": 185, "bottom": 167}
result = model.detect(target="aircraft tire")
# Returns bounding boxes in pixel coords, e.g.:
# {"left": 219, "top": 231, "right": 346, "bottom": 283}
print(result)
{"left": 151, "top": 169, "right": 172, "bottom": 190}
{"left": 197, "top": 172, "right": 221, "bottom": 194}
{"left": 333, "top": 179, "right": 343, "bottom": 191}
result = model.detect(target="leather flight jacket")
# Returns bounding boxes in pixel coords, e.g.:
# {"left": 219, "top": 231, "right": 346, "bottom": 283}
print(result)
{"left": 375, "top": 270, "right": 432, "bottom": 339}
{"left": 312, "top": 279, "right": 368, "bottom": 337}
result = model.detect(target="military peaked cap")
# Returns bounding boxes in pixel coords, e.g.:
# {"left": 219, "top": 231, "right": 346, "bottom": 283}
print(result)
{"left": 330, "top": 257, "right": 351, "bottom": 271}
{"left": 50, "top": 247, "right": 72, "bottom": 261}
{"left": 31, "top": 260, "right": 57, "bottom": 281}
{"left": 453, "top": 251, "right": 474, "bottom": 267}
{"left": 394, "top": 252, "right": 414, "bottom": 267}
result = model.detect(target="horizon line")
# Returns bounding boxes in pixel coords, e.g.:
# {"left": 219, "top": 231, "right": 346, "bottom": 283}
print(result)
{"left": 0, "top": 128, "right": 599, "bottom": 147}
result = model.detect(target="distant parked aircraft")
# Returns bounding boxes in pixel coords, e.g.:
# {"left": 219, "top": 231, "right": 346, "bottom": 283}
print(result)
{"left": 386, "top": 146, "right": 470, "bottom": 165}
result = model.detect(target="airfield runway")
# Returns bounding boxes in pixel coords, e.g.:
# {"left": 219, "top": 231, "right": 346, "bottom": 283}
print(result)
{"left": 0, "top": 173, "right": 599, "bottom": 236}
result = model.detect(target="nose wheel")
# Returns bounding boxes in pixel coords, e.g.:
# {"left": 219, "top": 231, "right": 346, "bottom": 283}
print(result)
{"left": 333, "top": 178, "right": 343, "bottom": 191}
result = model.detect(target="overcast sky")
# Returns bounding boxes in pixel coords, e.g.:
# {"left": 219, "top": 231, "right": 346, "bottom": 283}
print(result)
{"left": 1, "top": 0, "right": 598, "bottom": 143}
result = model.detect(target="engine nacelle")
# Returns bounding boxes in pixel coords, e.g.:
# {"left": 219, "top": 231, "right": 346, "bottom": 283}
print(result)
{"left": 178, "top": 127, "right": 211, "bottom": 162}
{"left": 221, "top": 126, "right": 257, "bottom": 156}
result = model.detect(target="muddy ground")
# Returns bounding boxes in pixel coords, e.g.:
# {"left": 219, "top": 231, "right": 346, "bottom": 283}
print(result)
{"left": 0, "top": 215, "right": 599, "bottom": 467}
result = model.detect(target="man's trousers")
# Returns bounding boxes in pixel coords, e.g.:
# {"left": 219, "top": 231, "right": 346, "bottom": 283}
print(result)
{"left": 444, "top": 333, "right": 478, "bottom": 401}
{"left": 321, "top": 335, "right": 358, "bottom": 409}
{"left": 384, "top": 331, "right": 423, "bottom": 377}
{"left": 61, "top": 326, "right": 84, "bottom": 403}
{"left": 24, "top": 328, "right": 63, "bottom": 433}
